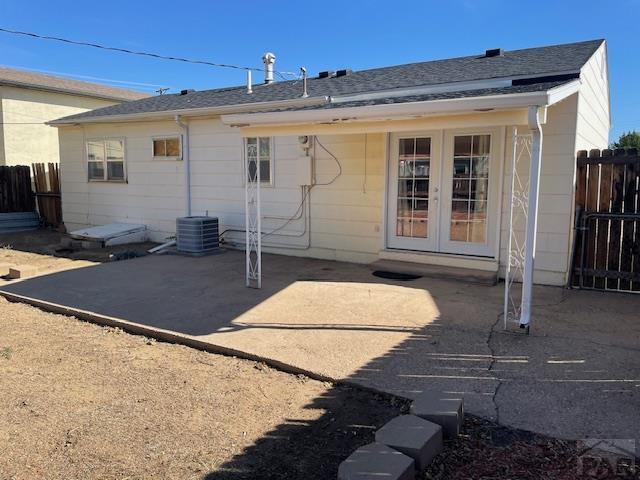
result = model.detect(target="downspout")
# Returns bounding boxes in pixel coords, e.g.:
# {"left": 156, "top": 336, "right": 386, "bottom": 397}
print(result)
{"left": 175, "top": 115, "right": 191, "bottom": 216}
{"left": 519, "top": 105, "right": 544, "bottom": 328}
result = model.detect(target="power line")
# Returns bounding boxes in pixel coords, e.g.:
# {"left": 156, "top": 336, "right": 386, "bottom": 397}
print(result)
{"left": 0, "top": 27, "right": 264, "bottom": 73}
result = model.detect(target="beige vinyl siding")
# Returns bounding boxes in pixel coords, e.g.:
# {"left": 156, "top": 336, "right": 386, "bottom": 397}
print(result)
{"left": 575, "top": 43, "right": 610, "bottom": 151}
{"left": 0, "top": 86, "right": 117, "bottom": 167}
{"left": 188, "top": 120, "right": 385, "bottom": 263}
{"left": 60, "top": 121, "right": 185, "bottom": 238}
{"left": 60, "top": 119, "right": 385, "bottom": 262}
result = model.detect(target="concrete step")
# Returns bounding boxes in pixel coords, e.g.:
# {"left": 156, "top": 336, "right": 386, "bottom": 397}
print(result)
{"left": 375, "top": 415, "right": 443, "bottom": 471}
{"left": 338, "top": 442, "right": 415, "bottom": 480}
{"left": 410, "top": 391, "right": 464, "bottom": 439}
{"left": 370, "top": 259, "right": 498, "bottom": 285}
{"left": 0, "top": 212, "right": 39, "bottom": 222}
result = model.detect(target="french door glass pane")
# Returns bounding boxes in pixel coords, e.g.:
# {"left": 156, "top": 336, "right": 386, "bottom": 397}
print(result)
{"left": 450, "top": 135, "right": 490, "bottom": 243}
{"left": 396, "top": 137, "right": 431, "bottom": 238}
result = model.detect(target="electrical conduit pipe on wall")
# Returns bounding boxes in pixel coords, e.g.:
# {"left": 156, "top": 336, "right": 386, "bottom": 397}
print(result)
{"left": 175, "top": 115, "right": 191, "bottom": 216}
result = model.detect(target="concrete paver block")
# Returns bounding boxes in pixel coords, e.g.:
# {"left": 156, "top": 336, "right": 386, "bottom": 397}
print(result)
{"left": 410, "top": 391, "right": 463, "bottom": 439}
{"left": 338, "top": 442, "right": 415, "bottom": 480}
{"left": 8, "top": 265, "right": 40, "bottom": 279}
{"left": 375, "top": 414, "right": 442, "bottom": 471}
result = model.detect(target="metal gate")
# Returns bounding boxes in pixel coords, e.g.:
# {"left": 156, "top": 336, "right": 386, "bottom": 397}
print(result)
{"left": 572, "top": 149, "right": 640, "bottom": 292}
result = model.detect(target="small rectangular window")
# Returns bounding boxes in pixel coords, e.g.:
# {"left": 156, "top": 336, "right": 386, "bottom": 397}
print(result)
{"left": 86, "top": 139, "right": 125, "bottom": 182}
{"left": 153, "top": 136, "right": 182, "bottom": 159}
{"left": 245, "top": 137, "right": 272, "bottom": 184}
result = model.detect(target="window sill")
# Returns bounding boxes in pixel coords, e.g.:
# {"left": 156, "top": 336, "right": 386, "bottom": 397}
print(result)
{"left": 152, "top": 156, "right": 183, "bottom": 161}
{"left": 88, "top": 179, "right": 128, "bottom": 184}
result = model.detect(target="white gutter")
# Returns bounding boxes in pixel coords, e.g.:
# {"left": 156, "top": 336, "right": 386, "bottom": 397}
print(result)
{"left": 221, "top": 80, "right": 581, "bottom": 126}
{"left": 175, "top": 115, "right": 191, "bottom": 216}
{"left": 49, "top": 95, "right": 329, "bottom": 125}
{"left": 519, "top": 105, "right": 545, "bottom": 328}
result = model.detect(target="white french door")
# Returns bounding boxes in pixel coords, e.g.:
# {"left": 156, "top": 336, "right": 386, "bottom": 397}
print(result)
{"left": 387, "top": 132, "right": 441, "bottom": 251}
{"left": 387, "top": 128, "right": 503, "bottom": 257}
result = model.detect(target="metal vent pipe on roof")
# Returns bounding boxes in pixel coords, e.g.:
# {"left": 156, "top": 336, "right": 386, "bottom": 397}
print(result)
{"left": 262, "top": 52, "right": 276, "bottom": 84}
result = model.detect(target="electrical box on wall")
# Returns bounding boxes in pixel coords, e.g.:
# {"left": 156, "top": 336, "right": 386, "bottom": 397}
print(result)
{"left": 293, "top": 154, "right": 313, "bottom": 186}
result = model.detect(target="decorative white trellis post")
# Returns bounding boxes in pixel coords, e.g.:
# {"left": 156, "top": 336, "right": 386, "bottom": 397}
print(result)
{"left": 504, "top": 106, "right": 544, "bottom": 331}
{"left": 245, "top": 139, "right": 262, "bottom": 288}
{"left": 504, "top": 129, "right": 532, "bottom": 329}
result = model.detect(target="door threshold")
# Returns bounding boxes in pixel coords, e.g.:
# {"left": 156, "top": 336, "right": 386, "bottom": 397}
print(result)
{"left": 379, "top": 249, "right": 498, "bottom": 272}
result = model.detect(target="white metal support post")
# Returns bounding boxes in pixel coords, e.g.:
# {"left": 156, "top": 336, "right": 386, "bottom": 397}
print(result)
{"left": 520, "top": 105, "right": 544, "bottom": 327}
{"left": 245, "top": 139, "right": 262, "bottom": 288}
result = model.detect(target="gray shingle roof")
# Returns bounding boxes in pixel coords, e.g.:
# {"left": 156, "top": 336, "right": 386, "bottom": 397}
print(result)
{"left": 53, "top": 39, "right": 603, "bottom": 123}
{"left": 0, "top": 67, "right": 149, "bottom": 101}
{"left": 271, "top": 80, "right": 575, "bottom": 112}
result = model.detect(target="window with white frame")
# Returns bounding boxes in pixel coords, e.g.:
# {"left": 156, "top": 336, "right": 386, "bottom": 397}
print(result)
{"left": 245, "top": 137, "right": 272, "bottom": 184}
{"left": 87, "top": 139, "right": 125, "bottom": 182}
{"left": 153, "top": 136, "right": 182, "bottom": 159}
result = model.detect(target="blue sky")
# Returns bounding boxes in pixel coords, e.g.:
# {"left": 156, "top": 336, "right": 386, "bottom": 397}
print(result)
{"left": 1, "top": 0, "right": 638, "bottom": 141}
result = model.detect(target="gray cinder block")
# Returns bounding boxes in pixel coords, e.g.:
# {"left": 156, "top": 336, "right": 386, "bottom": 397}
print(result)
{"left": 375, "top": 415, "right": 443, "bottom": 470}
{"left": 410, "top": 391, "right": 463, "bottom": 439}
{"left": 338, "top": 442, "right": 415, "bottom": 480}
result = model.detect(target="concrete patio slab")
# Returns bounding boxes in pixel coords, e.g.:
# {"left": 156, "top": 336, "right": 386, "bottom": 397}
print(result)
{"left": 1, "top": 249, "right": 638, "bottom": 442}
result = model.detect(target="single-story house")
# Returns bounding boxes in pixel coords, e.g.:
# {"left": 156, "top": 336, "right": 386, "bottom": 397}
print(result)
{"left": 0, "top": 67, "right": 148, "bottom": 166}
{"left": 50, "top": 39, "right": 610, "bottom": 322}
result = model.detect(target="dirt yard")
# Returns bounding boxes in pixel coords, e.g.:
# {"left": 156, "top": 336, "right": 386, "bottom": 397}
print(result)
{"left": 0, "top": 297, "right": 405, "bottom": 480}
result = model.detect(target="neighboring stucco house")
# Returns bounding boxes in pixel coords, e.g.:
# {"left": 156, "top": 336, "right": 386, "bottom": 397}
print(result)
{"left": 51, "top": 39, "right": 610, "bottom": 296}
{"left": 0, "top": 67, "right": 148, "bottom": 166}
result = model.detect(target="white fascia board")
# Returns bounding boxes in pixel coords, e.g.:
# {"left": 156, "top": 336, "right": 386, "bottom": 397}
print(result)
{"left": 48, "top": 95, "right": 329, "bottom": 126}
{"left": 222, "top": 80, "right": 582, "bottom": 127}
{"left": 546, "top": 79, "right": 581, "bottom": 105}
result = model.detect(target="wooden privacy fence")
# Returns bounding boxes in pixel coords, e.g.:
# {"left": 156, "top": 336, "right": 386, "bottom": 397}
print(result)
{"left": 572, "top": 148, "right": 640, "bottom": 292}
{"left": 0, "top": 165, "right": 35, "bottom": 213}
{"left": 32, "top": 163, "right": 62, "bottom": 227}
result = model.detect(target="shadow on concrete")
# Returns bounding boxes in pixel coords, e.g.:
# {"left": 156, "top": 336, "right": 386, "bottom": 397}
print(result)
{"left": 1, "top": 248, "right": 639, "bottom": 478}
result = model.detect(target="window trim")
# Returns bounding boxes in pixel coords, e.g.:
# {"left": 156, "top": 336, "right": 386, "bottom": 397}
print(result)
{"left": 151, "top": 135, "right": 183, "bottom": 161}
{"left": 86, "top": 137, "right": 127, "bottom": 183}
{"left": 244, "top": 136, "right": 274, "bottom": 186}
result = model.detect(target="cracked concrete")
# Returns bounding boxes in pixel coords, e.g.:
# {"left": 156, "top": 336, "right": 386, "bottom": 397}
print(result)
{"left": 1, "top": 250, "right": 638, "bottom": 441}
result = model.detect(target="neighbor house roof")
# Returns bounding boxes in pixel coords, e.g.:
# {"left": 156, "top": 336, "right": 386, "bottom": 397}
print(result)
{"left": 0, "top": 67, "right": 150, "bottom": 102}
{"left": 51, "top": 39, "right": 604, "bottom": 124}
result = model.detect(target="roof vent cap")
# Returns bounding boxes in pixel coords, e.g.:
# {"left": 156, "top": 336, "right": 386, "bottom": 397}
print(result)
{"left": 335, "top": 69, "right": 353, "bottom": 77}
{"left": 485, "top": 48, "right": 504, "bottom": 58}
{"left": 180, "top": 89, "right": 195, "bottom": 95}
{"left": 318, "top": 70, "right": 336, "bottom": 79}
{"left": 262, "top": 52, "right": 276, "bottom": 84}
